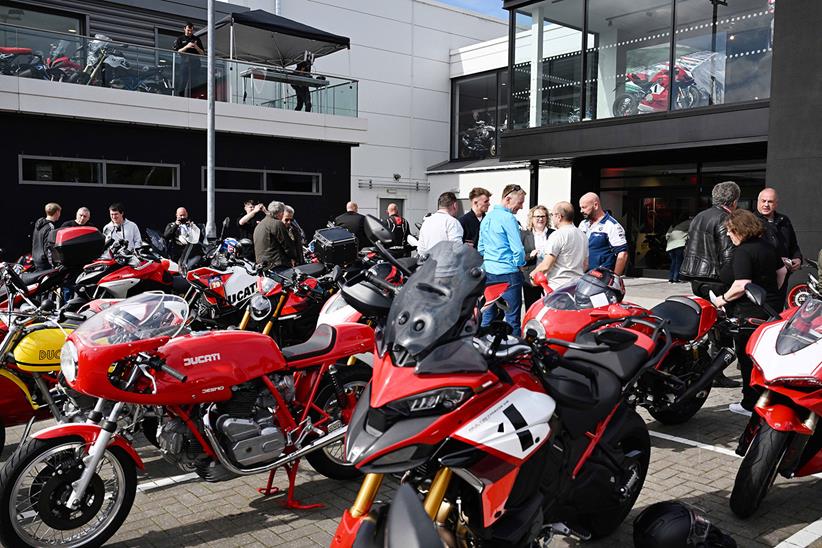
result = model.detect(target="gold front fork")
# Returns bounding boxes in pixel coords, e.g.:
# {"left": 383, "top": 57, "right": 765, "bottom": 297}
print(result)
{"left": 350, "top": 473, "right": 384, "bottom": 518}
{"left": 423, "top": 467, "right": 453, "bottom": 519}
{"left": 238, "top": 308, "right": 251, "bottom": 330}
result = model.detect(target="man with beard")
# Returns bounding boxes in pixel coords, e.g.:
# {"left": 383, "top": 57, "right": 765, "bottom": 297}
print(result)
{"left": 578, "top": 192, "right": 628, "bottom": 275}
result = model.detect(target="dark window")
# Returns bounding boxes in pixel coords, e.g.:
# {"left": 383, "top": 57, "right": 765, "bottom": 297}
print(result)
{"left": 453, "top": 72, "right": 498, "bottom": 160}
{"left": 107, "top": 163, "right": 177, "bottom": 188}
{"left": 21, "top": 158, "right": 101, "bottom": 184}
{"left": 0, "top": 2, "right": 82, "bottom": 58}
{"left": 212, "top": 169, "right": 265, "bottom": 192}
{"left": 266, "top": 172, "right": 320, "bottom": 194}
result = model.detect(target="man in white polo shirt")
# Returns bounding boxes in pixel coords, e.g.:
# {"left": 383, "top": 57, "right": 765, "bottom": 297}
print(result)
{"left": 417, "top": 191, "right": 463, "bottom": 254}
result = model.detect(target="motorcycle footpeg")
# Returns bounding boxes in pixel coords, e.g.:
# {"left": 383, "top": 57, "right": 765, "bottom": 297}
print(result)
{"left": 541, "top": 522, "right": 591, "bottom": 542}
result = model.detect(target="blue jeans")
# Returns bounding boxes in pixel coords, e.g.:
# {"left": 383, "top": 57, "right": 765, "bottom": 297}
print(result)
{"left": 481, "top": 271, "right": 523, "bottom": 336}
{"left": 668, "top": 247, "right": 684, "bottom": 282}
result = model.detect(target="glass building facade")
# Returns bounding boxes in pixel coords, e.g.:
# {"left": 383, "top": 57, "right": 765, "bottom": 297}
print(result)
{"left": 511, "top": 0, "right": 774, "bottom": 128}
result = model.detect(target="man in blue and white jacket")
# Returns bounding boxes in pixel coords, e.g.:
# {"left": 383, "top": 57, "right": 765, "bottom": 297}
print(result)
{"left": 478, "top": 184, "right": 526, "bottom": 335}
{"left": 579, "top": 192, "right": 628, "bottom": 275}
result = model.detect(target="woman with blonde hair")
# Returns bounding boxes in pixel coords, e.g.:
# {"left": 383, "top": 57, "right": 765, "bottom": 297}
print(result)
{"left": 520, "top": 205, "right": 553, "bottom": 309}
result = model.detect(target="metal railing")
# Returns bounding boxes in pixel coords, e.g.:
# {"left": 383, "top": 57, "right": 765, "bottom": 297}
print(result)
{"left": 0, "top": 22, "right": 358, "bottom": 117}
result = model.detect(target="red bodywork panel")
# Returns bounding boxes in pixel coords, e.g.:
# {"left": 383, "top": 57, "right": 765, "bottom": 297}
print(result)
{"left": 33, "top": 423, "right": 144, "bottom": 470}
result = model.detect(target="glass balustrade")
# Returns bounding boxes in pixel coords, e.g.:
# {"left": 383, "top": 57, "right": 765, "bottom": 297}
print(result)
{"left": 0, "top": 22, "right": 358, "bottom": 117}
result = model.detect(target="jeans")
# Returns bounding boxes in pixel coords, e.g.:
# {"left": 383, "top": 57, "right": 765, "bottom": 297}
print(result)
{"left": 481, "top": 271, "right": 524, "bottom": 336}
{"left": 668, "top": 247, "right": 684, "bottom": 282}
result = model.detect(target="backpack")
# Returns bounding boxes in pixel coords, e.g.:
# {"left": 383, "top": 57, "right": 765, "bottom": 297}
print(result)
{"left": 385, "top": 215, "right": 408, "bottom": 247}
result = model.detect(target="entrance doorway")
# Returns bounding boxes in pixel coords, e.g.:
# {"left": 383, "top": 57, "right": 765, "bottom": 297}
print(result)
{"left": 378, "top": 198, "right": 404, "bottom": 218}
{"left": 598, "top": 160, "right": 765, "bottom": 277}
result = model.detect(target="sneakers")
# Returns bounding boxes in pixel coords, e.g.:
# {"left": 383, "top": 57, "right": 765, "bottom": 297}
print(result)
{"left": 713, "top": 374, "right": 741, "bottom": 388}
{"left": 729, "top": 403, "right": 753, "bottom": 417}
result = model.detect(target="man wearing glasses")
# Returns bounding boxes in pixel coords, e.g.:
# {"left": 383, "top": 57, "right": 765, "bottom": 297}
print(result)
{"left": 478, "top": 184, "right": 527, "bottom": 335}
{"left": 530, "top": 202, "right": 588, "bottom": 290}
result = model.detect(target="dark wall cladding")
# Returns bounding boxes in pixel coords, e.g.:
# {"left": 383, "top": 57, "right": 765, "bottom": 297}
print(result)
{"left": 1, "top": 112, "right": 352, "bottom": 258}
{"left": 15, "top": 0, "right": 242, "bottom": 48}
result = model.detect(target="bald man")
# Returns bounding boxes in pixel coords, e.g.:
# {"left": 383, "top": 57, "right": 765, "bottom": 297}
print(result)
{"left": 579, "top": 192, "right": 628, "bottom": 275}
{"left": 164, "top": 206, "right": 202, "bottom": 260}
{"left": 335, "top": 201, "right": 367, "bottom": 249}
{"left": 756, "top": 187, "right": 802, "bottom": 273}
{"left": 382, "top": 202, "right": 410, "bottom": 254}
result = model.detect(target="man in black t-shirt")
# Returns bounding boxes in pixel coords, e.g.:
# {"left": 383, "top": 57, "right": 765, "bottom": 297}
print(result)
{"left": 335, "top": 202, "right": 367, "bottom": 250}
{"left": 237, "top": 199, "right": 267, "bottom": 241}
{"left": 458, "top": 187, "right": 491, "bottom": 247}
{"left": 173, "top": 22, "right": 204, "bottom": 97}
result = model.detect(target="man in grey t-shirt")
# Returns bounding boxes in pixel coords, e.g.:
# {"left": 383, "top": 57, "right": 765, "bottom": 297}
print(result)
{"left": 530, "top": 201, "right": 588, "bottom": 290}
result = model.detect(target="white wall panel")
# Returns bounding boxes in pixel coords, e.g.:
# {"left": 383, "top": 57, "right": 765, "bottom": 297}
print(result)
{"left": 413, "top": 1, "right": 507, "bottom": 39}
{"left": 348, "top": 47, "right": 412, "bottom": 86}
{"left": 411, "top": 148, "right": 448, "bottom": 182}
{"left": 361, "top": 112, "right": 412, "bottom": 148}
{"left": 412, "top": 118, "right": 449, "bottom": 152}
{"left": 357, "top": 80, "right": 413, "bottom": 118}
{"left": 413, "top": 57, "right": 450, "bottom": 93}
{"left": 307, "top": 0, "right": 413, "bottom": 24}
{"left": 412, "top": 87, "right": 449, "bottom": 122}
{"left": 352, "top": 144, "right": 411, "bottom": 179}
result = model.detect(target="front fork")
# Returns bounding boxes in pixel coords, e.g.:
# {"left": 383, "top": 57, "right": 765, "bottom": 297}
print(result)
{"left": 347, "top": 467, "right": 453, "bottom": 521}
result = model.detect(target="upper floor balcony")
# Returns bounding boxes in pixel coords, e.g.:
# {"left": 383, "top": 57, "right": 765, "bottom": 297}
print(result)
{"left": 0, "top": 22, "right": 365, "bottom": 144}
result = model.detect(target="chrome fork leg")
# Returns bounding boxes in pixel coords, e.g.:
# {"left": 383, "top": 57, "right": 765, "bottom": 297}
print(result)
{"left": 66, "top": 400, "right": 125, "bottom": 509}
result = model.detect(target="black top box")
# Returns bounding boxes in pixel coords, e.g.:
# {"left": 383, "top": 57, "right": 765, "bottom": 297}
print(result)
{"left": 314, "top": 227, "right": 357, "bottom": 266}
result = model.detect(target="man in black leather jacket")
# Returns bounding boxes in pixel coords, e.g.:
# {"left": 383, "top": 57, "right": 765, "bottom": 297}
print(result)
{"left": 680, "top": 180, "right": 741, "bottom": 388}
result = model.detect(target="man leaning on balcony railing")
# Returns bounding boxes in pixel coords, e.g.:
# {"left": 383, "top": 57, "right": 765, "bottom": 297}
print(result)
{"left": 173, "top": 22, "right": 204, "bottom": 98}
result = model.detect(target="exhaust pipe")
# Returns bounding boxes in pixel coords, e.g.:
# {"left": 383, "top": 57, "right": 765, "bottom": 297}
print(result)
{"left": 203, "top": 411, "right": 347, "bottom": 476}
{"left": 672, "top": 347, "right": 736, "bottom": 406}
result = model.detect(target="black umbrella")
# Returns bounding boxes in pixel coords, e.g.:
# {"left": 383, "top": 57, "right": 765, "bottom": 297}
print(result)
{"left": 196, "top": 9, "right": 349, "bottom": 67}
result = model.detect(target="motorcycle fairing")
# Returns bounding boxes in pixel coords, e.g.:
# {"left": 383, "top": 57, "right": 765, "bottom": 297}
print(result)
{"left": 0, "top": 369, "right": 42, "bottom": 419}
{"left": 750, "top": 323, "right": 822, "bottom": 382}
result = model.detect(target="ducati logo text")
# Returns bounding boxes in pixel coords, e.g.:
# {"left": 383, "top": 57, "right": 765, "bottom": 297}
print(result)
{"left": 39, "top": 349, "right": 61, "bottom": 361}
{"left": 183, "top": 353, "right": 221, "bottom": 366}
{"left": 226, "top": 284, "right": 256, "bottom": 305}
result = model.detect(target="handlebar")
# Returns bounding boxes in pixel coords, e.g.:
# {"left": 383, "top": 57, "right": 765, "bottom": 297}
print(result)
{"left": 147, "top": 356, "right": 187, "bottom": 383}
{"left": 364, "top": 269, "right": 399, "bottom": 296}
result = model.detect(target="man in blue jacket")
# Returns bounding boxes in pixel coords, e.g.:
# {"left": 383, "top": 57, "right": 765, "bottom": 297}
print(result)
{"left": 478, "top": 184, "right": 526, "bottom": 335}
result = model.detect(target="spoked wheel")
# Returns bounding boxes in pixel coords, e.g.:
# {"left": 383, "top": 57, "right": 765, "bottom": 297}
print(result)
{"left": 730, "top": 423, "right": 791, "bottom": 518}
{"left": 612, "top": 93, "right": 638, "bottom": 117}
{"left": 305, "top": 365, "right": 371, "bottom": 480}
{"left": 0, "top": 437, "right": 136, "bottom": 548}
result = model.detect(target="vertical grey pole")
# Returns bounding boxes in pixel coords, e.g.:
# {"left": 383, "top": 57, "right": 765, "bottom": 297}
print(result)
{"left": 206, "top": 0, "right": 216, "bottom": 239}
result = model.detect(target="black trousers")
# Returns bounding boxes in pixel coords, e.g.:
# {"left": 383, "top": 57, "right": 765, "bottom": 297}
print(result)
{"left": 523, "top": 283, "right": 543, "bottom": 311}
{"left": 294, "top": 86, "right": 311, "bottom": 112}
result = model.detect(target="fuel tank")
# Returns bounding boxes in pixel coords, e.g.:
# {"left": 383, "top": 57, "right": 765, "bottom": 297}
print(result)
{"left": 13, "top": 323, "right": 76, "bottom": 372}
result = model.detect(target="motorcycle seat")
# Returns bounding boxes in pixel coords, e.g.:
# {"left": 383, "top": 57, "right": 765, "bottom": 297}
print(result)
{"left": 650, "top": 296, "right": 701, "bottom": 340}
{"left": 21, "top": 268, "right": 61, "bottom": 285}
{"left": 565, "top": 330, "right": 649, "bottom": 383}
{"left": 280, "top": 263, "right": 326, "bottom": 279}
{"left": 281, "top": 323, "right": 336, "bottom": 362}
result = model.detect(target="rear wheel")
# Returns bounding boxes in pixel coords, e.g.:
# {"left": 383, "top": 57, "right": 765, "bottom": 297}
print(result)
{"left": 0, "top": 437, "right": 137, "bottom": 548}
{"left": 576, "top": 411, "right": 650, "bottom": 539}
{"left": 730, "top": 423, "right": 791, "bottom": 518}
{"left": 305, "top": 365, "right": 371, "bottom": 480}
{"left": 612, "top": 93, "right": 638, "bottom": 117}
{"left": 647, "top": 348, "right": 712, "bottom": 425}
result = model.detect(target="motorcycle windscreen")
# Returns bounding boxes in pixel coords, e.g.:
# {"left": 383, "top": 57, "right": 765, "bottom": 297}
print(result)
{"left": 542, "top": 278, "right": 620, "bottom": 311}
{"left": 776, "top": 298, "right": 822, "bottom": 355}
{"left": 73, "top": 292, "right": 189, "bottom": 346}
{"left": 383, "top": 241, "right": 484, "bottom": 363}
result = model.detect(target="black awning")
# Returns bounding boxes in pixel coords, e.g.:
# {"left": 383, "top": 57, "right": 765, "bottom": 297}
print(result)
{"left": 197, "top": 9, "right": 350, "bottom": 67}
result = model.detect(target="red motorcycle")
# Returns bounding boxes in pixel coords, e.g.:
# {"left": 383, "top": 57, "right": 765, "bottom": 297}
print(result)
{"left": 612, "top": 65, "right": 704, "bottom": 116}
{"left": 333, "top": 241, "right": 672, "bottom": 546}
{"left": 0, "top": 292, "right": 374, "bottom": 548}
{"left": 730, "top": 290, "right": 822, "bottom": 518}
{"left": 526, "top": 269, "right": 736, "bottom": 425}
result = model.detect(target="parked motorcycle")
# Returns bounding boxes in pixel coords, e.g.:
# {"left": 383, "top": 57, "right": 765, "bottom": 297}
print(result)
{"left": 526, "top": 270, "right": 736, "bottom": 425}
{"left": 0, "top": 291, "right": 374, "bottom": 547}
{"left": 459, "top": 119, "right": 497, "bottom": 159}
{"left": 613, "top": 65, "right": 705, "bottom": 117}
{"left": 730, "top": 290, "right": 822, "bottom": 518}
{"left": 333, "top": 241, "right": 670, "bottom": 546}
{"left": 785, "top": 258, "right": 820, "bottom": 309}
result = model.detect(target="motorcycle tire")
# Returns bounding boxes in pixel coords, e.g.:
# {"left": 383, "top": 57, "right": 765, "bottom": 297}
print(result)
{"left": 0, "top": 437, "right": 137, "bottom": 548}
{"left": 305, "top": 364, "right": 371, "bottom": 480}
{"left": 730, "top": 422, "right": 791, "bottom": 518}
{"left": 68, "top": 71, "right": 90, "bottom": 85}
{"left": 0, "top": 419, "right": 5, "bottom": 455}
{"left": 674, "top": 86, "right": 701, "bottom": 110}
{"left": 786, "top": 283, "right": 811, "bottom": 309}
{"left": 647, "top": 385, "right": 712, "bottom": 426}
{"left": 575, "top": 408, "right": 650, "bottom": 539}
{"left": 612, "top": 93, "right": 639, "bottom": 117}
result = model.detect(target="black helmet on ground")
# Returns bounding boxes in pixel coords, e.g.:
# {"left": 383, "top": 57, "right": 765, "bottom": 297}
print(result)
{"left": 633, "top": 501, "right": 737, "bottom": 548}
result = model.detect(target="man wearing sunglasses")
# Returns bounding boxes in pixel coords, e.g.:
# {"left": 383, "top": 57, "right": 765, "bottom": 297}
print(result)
{"left": 478, "top": 184, "right": 527, "bottom": 335}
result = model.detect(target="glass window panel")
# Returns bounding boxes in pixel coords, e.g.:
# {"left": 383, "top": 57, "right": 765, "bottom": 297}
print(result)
{"left": 21, "top": 158, "right": 101, "bottom": 184}
{"left": 211, "top": 169, "right": 264, "bottom": 191}
{"left": 0, "top": 3, "right": 81, "bottom": 58}
{"left": 453, "top": 72, "right": 498, "bottom": 160}
{"left": 266, "top": 172, "right": 319, "bottom": 194}
{"left": 513, "top": 3, "right": 583, "bottom": 128}
{"left": 586, "top": 0, "right": 673, "bottom": 120}
{"left": 107, "top": 163, "right": 176, "bottom": 187}
{"left": 675, "top": 0, "right": 773, "bottom": 108}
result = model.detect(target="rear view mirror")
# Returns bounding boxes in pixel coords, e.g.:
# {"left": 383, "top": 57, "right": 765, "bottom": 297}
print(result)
{"left": 363, "top": 215, "right": 393, "bottom": 245}
{"left": 744, "top": 283, "right": 767, "bottom": 307}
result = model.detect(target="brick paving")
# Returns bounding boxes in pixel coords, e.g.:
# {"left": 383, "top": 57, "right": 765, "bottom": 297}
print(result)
{"left": 2, "top": 279, "right": 820, "bottom": 547}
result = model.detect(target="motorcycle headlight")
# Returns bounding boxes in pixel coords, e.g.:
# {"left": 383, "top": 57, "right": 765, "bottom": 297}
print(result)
{"left": 60, "top": 341, "right": 78, "bottom": 384}
{"left": 524, "top": 319, "right": 546, "bottom": 340}
{"left": 387, "top": 387, "right": 472, "bottom": 417}
{"left": 249, "top": 294, "right": 272, "bottom": 322}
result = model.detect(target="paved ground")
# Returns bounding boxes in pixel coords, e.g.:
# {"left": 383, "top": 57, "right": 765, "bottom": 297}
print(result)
{"left": 2, "top": 278, "right": 821, "bottom": 547}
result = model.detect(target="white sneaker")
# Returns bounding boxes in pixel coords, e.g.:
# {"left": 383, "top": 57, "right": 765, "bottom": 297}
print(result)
{"left": 728, "top": 403, "right": 752, "bottom": 417}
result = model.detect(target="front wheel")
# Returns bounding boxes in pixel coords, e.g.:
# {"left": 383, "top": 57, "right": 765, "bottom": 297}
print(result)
{"left": 786, "top": 283, "right": 811, "bottom": 309}
{"left": 730, "top": 423, "right": 791, "bottom": 518}
{"left": 0, "top": 437, "right": 137, "bottom": 548}
{"left": 305, "top": 365, "right": 371, "bottom": 480}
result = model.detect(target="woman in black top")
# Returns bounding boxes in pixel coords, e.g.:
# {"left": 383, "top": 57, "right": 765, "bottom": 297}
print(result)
{"left": 520, "top": 205, "right": 554, "bottom": 309}
{"left": 713, "top": 209, "right": 787, "bottom": 414}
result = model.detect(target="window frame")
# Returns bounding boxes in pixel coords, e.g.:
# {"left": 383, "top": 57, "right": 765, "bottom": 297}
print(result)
{"left": 200, "top": 166, "right": 323, "bottom": 196}
{"left": 18, "top": 155, "right": 180, "bottom": 190}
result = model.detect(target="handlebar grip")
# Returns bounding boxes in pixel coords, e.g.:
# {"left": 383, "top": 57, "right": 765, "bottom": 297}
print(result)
{"left": 364, "top": 270, "right": 398, "bottom": 295}
{"left": 149, "top": 357, "right": 187, "bottom": 382}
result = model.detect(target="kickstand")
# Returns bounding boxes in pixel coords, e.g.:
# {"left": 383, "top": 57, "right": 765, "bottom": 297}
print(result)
{"left": 256, "top": 459, "right": 324, "bottom": 510}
